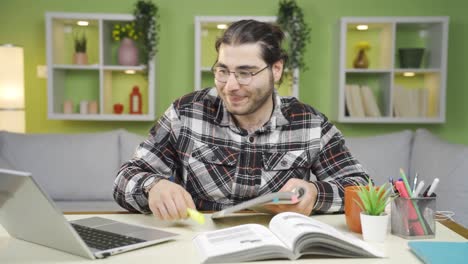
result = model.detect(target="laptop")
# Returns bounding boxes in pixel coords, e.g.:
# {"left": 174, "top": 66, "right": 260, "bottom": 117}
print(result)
{"left": 0, "top": 168, "right": 178, "bottom": 259}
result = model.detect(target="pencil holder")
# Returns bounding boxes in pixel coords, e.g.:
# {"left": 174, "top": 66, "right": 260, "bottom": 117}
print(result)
{"left": 391, "top": 197, "right": 436, "bottom": 239}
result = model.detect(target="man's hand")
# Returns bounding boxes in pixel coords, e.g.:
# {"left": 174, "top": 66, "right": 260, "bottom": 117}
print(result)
{"left": 263, "top": 178, "right": 318, "bottom": 216}
{"left": 147, "top": 179, "right": 196, "bottom": 221}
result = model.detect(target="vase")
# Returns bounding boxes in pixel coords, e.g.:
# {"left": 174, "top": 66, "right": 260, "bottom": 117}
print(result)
{"left": 118, "top": 37, "right": 139, "bottom": 66}
{"left": 353, "top": 48, "right": 369, "bottom": 69}
{"left": 398, "top": 48, "right": 425, "bottom": 68}
{"left": 360, "top": 212, "right": 389, "bottom": 242}
{"left": 73, "top": 52, "right": 88, "bottom": 65}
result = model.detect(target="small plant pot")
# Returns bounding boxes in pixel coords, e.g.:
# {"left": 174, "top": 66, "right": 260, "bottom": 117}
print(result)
{"left": 398, "top": 48, "right": 424, "bottom": 68}
{"left": 360, "top": 212, "right": 389, "bottom": 242}
{"left": 73, "top": 52, "right": 88, "bottom": 65}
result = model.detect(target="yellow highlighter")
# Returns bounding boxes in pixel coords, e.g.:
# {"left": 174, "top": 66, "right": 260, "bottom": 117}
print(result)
{"left": 187, "top": 208, "right": 205, "bottom": 225}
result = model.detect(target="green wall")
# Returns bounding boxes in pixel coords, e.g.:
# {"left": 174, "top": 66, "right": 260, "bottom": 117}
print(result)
{"left": 1, "top": 0, "right": 467, "bottom": 145}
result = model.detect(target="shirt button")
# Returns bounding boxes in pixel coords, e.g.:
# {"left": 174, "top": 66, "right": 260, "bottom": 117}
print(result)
{"left": 281, "top": 160, "right": 288, "bottom": 167}
{"left": 211, "top": 156, "right": 217, "bottom": 161}
{"left": 249, "top": 137, "right": 254, "bottom": 143}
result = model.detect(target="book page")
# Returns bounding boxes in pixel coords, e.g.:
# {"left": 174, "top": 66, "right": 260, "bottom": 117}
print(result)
{"left": 193, "top": 224, "right": 291, "bottom": 263}
{"left": 269, "top": 212, "right": 342, "bottom": 249}
{"left": 269, "top": 212, "right": 384, "bottom": 258}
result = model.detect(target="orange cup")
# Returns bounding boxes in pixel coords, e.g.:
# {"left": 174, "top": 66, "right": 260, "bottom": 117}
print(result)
{"left": 344, "top": 186, "right": 363, "bottom": 233}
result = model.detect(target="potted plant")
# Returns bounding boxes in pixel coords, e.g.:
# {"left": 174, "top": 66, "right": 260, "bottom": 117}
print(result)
{"left": 354, "top": 180, "right": 393, "bottom": 242}
{"left": 73, "top": 32, "right": 88, "bottom": 65}
{"left": 277, "top": 0, "right": 310, "bottom": 90}
{"left": 134, "top": 0, "right": 159, "bottom": 67}
{"left": 112, "top": 21, "right": 141, "bottom": 66}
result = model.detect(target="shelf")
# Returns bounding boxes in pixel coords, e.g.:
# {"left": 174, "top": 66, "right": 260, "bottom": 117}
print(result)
{"left": 53, "top": 64, "right": 100, "bottom": 70}
{"left": 48, "top": 113, "right": 155, "bottom": 121}
{"left": 345, "top": 69, "right": 392, "bottom": 73}
{"left": 337, "top": 17, "right": 448, "bottom": 123}
{"left": 338, "top": 116, "right": 444, "bottom": 124}
{"left": 394, "top": 68, "right": 440, "bottom": 73}
{"left": 46, "top": 12, "right": 155, "bottom": 121}
{"left": 102, "top": 65, "right": 146, "bottom": 71}
{"left": 345, "top": 22, "right": 393, "bottom": 70}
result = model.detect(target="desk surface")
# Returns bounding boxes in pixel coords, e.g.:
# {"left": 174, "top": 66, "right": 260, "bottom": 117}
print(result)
{"left": 0, "top": 213, "right": 466, "bottom": 263}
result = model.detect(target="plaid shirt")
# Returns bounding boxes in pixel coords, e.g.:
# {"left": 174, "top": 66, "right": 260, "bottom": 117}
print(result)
{"left": 113, "top": 88, "right": 369, "bottom": 214}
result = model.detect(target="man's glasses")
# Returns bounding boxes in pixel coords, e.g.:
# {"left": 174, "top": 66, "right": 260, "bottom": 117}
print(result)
{"left": 212, "top": 65, "right": 269, "bottom": 85}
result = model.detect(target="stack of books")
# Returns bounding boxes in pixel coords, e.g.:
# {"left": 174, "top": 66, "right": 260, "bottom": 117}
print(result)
{"left": 345, "top": 84, "right": 382, "bottom": 118}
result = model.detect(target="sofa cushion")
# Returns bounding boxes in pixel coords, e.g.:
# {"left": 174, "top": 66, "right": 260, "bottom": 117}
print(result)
{"left": 119, "top": 130, "right": 146, "bottom": 165}
{"left": 345, "top": 130, "right": 413, "bottom": 185}
{"left": 410, "top": 129, "right": 468, "bottom": 227}
{"left": 0, "top": 130, "right": 120, "bottom": 201}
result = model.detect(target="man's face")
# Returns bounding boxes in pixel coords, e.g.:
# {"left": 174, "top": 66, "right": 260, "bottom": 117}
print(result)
{"left": 214, "top": 43, "right": 283, "bottom": 117}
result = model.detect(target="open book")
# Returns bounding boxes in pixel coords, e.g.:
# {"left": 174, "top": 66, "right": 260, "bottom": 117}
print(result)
{"left": 194, "top": 212, "right": 385, "bottom": 263}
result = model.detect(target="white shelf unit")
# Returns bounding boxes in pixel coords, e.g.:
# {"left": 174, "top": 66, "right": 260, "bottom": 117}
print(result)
{"left": 46, "top": 12, "right": 155, "bottom": 121}
{"left": 336, "top": 17, "right": 449, "bottom": 123}
{"left": 194, "top": 16, "right": 299, "bottom": 98}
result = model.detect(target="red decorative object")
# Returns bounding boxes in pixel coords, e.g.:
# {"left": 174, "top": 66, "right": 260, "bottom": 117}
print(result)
{"left": 113, "top": 103, "right": 124, "bottom": 114}
{"left": 129, "top": 86, "right": 142, "bottom": 114}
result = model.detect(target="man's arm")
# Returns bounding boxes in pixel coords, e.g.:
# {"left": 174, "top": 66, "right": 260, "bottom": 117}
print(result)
{"left": 310, "top": 114, "right": 369, "bottom": 214}
{"left": 113, "top": 104, "right": 181, "bottom": 214}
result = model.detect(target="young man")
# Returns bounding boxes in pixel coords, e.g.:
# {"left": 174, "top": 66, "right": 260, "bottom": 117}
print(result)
{"left": 113, "top": 20, "right": 369, "bottom": 221}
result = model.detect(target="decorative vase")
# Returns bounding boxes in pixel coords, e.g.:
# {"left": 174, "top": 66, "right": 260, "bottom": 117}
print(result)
{"left": 129, "top": 86, "right": 143, "bottom": 114}
{"left": 360, "top": 212, "right": 389, "bottom": 242}
{"left": 73, "top": 52, "right": 88, "bottom": 65}
{"left": 118, "top": 37, "right": 139, "bottom": 66}
{"left": 353, "top": 48, "right": 369, "bottom": 69}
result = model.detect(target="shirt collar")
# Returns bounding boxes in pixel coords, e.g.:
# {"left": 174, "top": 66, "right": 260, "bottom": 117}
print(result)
{"left": 214, "top": 88, "right": 290, "bottom": 132}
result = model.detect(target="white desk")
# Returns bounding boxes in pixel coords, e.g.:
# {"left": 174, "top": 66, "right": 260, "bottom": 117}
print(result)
{"left": 0, "top": 213, "right": 465, "bottom": 263}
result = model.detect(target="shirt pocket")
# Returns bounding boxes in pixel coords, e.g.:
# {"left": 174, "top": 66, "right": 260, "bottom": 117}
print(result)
{"left": 262, "top": 150, "right": 313, "bottom": 185}
{"left": 187, "top": 141, "right": 239, "bottom": 201}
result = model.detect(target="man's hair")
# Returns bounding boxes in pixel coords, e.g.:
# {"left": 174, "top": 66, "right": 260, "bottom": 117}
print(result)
{"left": 215, "top": 20, "right": 288, "bottom": 66}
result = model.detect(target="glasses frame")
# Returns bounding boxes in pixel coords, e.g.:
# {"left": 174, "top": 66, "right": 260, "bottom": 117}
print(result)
{"left": 211, "top": 63, "right": 270, "bottom": 85}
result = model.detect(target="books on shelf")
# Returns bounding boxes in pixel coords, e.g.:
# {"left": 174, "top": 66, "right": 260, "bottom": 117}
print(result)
{"left": 393, "top": 85, "right": 429, "bottom": 118}
{"left": 193, "top": 212, "right": 385, "bottom": 263}
{"left": 361, "top": 85, "right": 382, "bottom": 117}
{"left": 345, "top": 84, "right": 381, "bottom": 118}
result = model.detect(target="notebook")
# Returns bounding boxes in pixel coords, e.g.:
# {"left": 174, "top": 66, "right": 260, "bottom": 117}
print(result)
{"left": 408, "top": 241, "right": 468, "bottom": 264}
{"left": 211, "top": 187, "right": 305, "bottom": 219}
{"left": 0, "top": 168, "right": 178, "bottom": 259}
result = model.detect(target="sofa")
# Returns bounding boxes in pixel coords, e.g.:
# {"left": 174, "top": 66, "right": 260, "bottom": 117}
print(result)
{"left": 0, "top": 129, "right": 145, "bottom": 212}
{"left": 0, "top": 128, "right": 466, "bottom": 227}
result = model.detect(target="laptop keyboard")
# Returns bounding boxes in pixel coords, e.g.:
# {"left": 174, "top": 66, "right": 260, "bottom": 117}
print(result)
{"left": 71, "top": 223, "right": 146, "bottom": 251}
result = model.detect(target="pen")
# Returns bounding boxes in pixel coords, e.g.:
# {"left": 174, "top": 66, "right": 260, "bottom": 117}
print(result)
{"left": 389, "top": 177, "right": 396, "bottom": 194}
{"left": 412, "top": 180, "right": 425, "bottom": 198}
{"left": 412, "top": 173, "right": 419, "bottom": 193}
{"left": 426, "top": 178, "right": 439, "bottom": 197}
